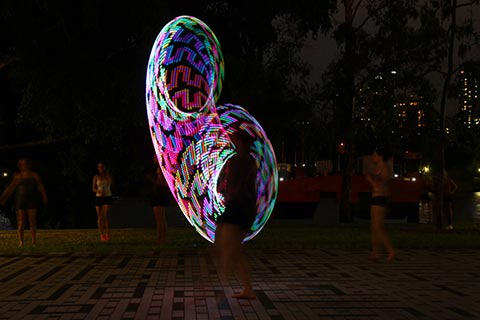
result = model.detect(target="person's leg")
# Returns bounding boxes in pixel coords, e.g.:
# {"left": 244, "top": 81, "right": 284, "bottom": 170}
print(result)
{"left": 153, "top": 206, "right": 167, "bottom": 244}
{"left": 369, "top": 206, "right": 381, "bottom": 260}
{"left": 447, "top": 202, "right": 453, "bottom": 229}
{"left": 426, "top": 200, "right": 432, "bottom": 224}
{"left": 374, "top": 206, "right": 395, "bottom": 262}
{"left": 16, "top": 210, "right": 26, "bottom": 246}
{"left": 232, "top": 246, "right": 255, "bottom": 298}
{"left": 102, "top": 205, "right": 111, "bottom": 240}
{"left": 219, "top": 223, "right": 255, "bottom": 299}
{"left": 95, "top": 205, "right": 104, "bottom": 240}
{"left": 214, "top": 223, "right": 230, "bottom": 284}
{"left": 27, "top": 209, "right": 37, "bottom": 245}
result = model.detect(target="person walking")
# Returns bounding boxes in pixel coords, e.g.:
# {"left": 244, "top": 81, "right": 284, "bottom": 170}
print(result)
{"left": 92, "top": 162, "right": 113, "bottom": 241}
{"left": 365, "top": 148, "right": 396, "bottom": 263}
{"left": 0, "top": 158, "right": 48, "bottom": 246}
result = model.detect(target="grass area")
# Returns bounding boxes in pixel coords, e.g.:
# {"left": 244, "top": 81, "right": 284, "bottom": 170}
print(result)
{"left": 1, "top": 222, "right": 479, "bottom": 255}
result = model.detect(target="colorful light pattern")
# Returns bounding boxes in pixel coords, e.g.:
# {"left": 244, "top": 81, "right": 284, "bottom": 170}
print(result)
{"left": 146, "top": 16, "right": 278, "bottom": 243}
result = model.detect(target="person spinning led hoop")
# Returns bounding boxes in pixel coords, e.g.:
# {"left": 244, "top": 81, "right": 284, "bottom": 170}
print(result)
{"left": 145, "top": 16, "right": 278, "bottom": 243}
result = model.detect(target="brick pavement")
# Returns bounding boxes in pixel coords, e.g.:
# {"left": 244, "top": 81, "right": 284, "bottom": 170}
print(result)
{"left": 0, "top": 249, "right": 479, "bottom": 319}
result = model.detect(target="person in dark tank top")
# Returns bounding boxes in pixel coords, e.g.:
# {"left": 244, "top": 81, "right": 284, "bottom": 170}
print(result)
{"left": 0, "top": 158, "right": 48, "bottom": 247}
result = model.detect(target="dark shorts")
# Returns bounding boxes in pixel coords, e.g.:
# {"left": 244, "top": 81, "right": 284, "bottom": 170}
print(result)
{"left": 95, "top": 196, "right": 113, "bottom": 207}
{"left": 371, "top": 196, "right": 390, "bottom": 208}
{"left": 15, "top": 197, "right": 39, "bottom": 210}
{"left": 217, "top": 200, "right": 256, "bottom": 230}
{"left": 14, "top": 192, "right": 39, "bottom": 210}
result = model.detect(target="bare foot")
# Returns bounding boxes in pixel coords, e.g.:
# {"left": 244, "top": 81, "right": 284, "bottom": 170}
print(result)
{"left": 386, "top": 251, "right": 396, "bottom": 263}
{"left": 232, "top": 291, "right": 256, "bottom": 300}
{"left": 368, "top": 253, "right": 379, "bottom": 261}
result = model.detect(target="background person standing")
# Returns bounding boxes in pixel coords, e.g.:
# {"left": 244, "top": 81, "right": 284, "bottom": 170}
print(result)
{"left": 92, "top": 162, "right": 113, "bottom": 241}
{"left": 145, "top": 159, "right": 170, "bottom": 245}
{"left": 443, "top": 171, "right": 458, "bottom": 230}
{"left": 0, "top": 158, "right": 48, "bottom": 246}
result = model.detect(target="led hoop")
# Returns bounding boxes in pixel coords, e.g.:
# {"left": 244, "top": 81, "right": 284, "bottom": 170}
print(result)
{"left": 146, "top": 16, "right": 278, "bottom": 243}
{"left": 217, "top": 104, "right": 278, "bottom": 241}
{"left": 147, "top": 15, "right": 224, "bottom": 117}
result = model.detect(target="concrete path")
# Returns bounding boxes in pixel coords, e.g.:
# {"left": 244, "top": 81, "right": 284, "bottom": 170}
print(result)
{"left": 0, "top": 249, "right": 479, "bottom": 319}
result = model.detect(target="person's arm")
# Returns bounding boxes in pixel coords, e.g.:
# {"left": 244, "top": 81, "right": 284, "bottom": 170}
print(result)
{"left": 450, "top": 178, "right": 458, "bottom": 194}
{"left": 365, "top": 172, "right": 374, "bottom": 185}
{"left": 33, "top": 173, "right": 48, "bottom": 206}
{"left": 365, "top": 170, "right": 379, "bottom": 187}
{"left": 217, "top": 162, "right": 229, "bottom": 194}
{"left": 109, "top": 175, "right": 116, "bottom": 196}
{"left": 364, "top": 160, "right": 381, "bottom": 186}
{"left": 365, "top": 166, "right": 387, "bottom": 190}
{"left": 92, "top": 176, "right": 98, "bottom": 194}
{"left": 0, "top": 175, "right": 18, "bottom": 205}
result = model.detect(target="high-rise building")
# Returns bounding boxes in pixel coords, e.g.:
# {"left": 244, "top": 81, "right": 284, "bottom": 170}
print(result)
{"left": 458, "top": 65, "right": 480, "bottom": 128}
{"left": 354, "top": 72, "right": 427, "bottom": 130}
{"left": 395, "top": 95, "right": 426, "bottom": 129}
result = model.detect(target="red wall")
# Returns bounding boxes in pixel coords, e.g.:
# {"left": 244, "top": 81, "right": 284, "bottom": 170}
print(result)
{"left": 277, "top": 175, "right": 423, "bottom": 203}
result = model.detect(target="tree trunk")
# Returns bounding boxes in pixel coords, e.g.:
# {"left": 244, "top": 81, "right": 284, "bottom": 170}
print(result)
{"left": 339, "top": 0, "right": 355, "bottom": 223}
{"left": 433, "top": 0, "right": 457, "bottom": 230}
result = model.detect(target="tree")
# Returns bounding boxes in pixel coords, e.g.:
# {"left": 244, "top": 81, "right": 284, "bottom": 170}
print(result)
{"left": 0, "top": 0, "right": 173, "bottom": 226}
{"left": 0, "top": 0, "right": 336, "bottom": 226}
{"left": 320, "top": 0, "right": 480, "bottom": 224}
{"left": 421, "top": 0, "right": 480, "bottom": 229}
{"left": 322, "top": 0, "right": 437, "bottom": 222}
{"left": 191, "top": 0, "right": 336, "bottom": 157}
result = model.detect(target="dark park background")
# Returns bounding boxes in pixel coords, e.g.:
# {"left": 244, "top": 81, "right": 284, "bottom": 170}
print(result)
{"left": 1, "top": 0, "right": 479, "bottom": 229}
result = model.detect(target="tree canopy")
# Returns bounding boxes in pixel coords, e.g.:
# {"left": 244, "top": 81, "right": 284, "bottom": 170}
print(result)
{"left": 0, "top": 0, "right": 335, "bottom": 226}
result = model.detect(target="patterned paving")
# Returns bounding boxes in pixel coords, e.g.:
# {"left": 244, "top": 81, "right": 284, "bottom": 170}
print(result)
{"left": 0, "top": 249, "right": 479, "bottom": 319}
